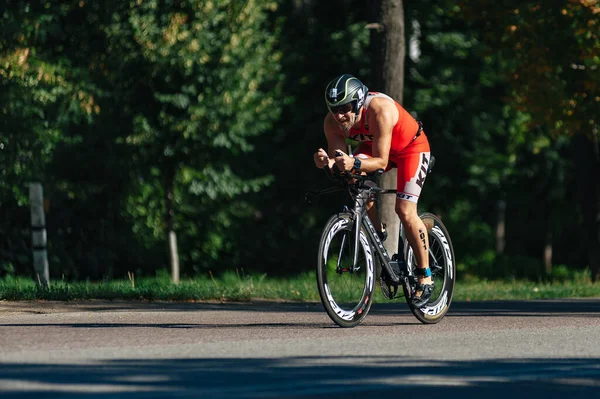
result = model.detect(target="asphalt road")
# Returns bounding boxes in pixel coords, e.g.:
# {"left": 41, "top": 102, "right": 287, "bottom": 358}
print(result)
{"left": 1, "top": 299, "right": 600, "bottom": 398}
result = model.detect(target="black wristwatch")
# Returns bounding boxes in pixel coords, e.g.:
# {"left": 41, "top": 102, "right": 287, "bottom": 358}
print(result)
{"left": 353, "top": 157, "right": 361, "bottom": 172}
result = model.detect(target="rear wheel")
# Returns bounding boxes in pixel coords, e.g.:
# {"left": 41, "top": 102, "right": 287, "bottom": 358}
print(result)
{"left": 316, "top": 213, "right": 375, "bottom": 328}
{"left": 403, "top": 213, "right": 456, "bottom": 324}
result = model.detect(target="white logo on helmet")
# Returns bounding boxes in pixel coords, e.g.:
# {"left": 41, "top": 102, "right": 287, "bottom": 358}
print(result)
{"left": 329, "top": 88, "right": 338, "bottom": 99}
{"left": 356, "top": 88, "right": 365, "bottom": 108}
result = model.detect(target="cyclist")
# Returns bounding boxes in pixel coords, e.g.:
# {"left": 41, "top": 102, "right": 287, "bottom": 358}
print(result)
{"left": 313, "top": 73, "right": 434, "bottom": 307}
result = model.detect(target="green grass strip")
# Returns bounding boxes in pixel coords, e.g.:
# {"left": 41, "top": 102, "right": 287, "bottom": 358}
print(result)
{"left": 1, "top": 271, "right": 599, "bottom": 302}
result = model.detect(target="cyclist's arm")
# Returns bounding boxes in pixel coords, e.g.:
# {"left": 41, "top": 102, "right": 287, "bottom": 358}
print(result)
{"left": 323, "top": 114, "right": 348, "bottom": 163}
{"left": 359, "top": 98, "right": 398, "bottom": 173}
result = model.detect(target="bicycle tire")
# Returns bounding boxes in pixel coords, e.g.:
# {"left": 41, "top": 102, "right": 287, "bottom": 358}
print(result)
{"left": 403, "top": 212, "right": 456, "bottom": 324}
{"left": 316, "top": 212, "right": 375, "bottom": 328}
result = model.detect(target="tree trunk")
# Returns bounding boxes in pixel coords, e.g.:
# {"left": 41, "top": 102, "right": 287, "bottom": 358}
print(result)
{"left": 369, "top": 0, "right": 405, "bottom": 256}
{"left": 544, "top": 226, "right": 553, "bottom": 276}
{"left": 165, "top": 171, "right": 180, "bottom": 284}
{"left": 29, "top": 183, "right": 49, "bottom": 287}
{"left": 496, "top": 198, "right": 506, "bottom": 255}
{"left": 573, "top": 131, "right": 600, "bottom": 282}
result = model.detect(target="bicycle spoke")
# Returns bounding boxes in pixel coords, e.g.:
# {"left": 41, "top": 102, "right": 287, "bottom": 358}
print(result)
{"left": 336, "top": 232, "right": 347, "bottom": 272}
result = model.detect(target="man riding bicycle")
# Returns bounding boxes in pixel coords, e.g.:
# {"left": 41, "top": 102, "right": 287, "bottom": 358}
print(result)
{"left": 313, "top": 73, "right": 434, "bottom": 307}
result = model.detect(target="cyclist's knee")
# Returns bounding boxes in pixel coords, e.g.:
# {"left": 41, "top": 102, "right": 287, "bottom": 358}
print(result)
{"left": 395, "top": 200, "right": 418, "bottom": 224}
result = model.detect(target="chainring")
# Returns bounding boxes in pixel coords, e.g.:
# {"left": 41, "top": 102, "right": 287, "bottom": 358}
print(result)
{"left": 380, "top": 273, "right": 399, "bottom": 299}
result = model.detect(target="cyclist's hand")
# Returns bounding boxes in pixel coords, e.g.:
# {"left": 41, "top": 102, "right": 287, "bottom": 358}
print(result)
{"left": 334, "top": 149, "right": 353, "bottom": 172}
{"left": 314, "top": 148, "right": 330, "bottom": 169}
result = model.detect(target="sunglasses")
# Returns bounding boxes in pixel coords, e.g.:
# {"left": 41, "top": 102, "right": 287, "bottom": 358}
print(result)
{"left": 329, "top": 103, "right": 353, "bottom": 115}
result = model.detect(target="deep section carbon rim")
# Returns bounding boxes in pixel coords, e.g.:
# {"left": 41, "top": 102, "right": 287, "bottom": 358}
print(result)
{"left": 405, "top": 213, "right": 455, "bottom": 323}
{"left": 317, "top": 215, "right": 374, "bottom": 327}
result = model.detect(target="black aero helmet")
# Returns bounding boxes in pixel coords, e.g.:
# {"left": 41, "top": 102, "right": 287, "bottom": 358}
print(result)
{"left": 325, "top": 74, "right": 368, "bottom": 114}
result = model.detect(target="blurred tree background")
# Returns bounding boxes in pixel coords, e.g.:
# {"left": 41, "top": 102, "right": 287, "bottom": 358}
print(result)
{"left": 1, "top": 0, "right": 598, "bottom": 282}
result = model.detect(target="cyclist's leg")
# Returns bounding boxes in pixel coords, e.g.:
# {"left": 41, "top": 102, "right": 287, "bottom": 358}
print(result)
{"left": 394, "top": 149, "right": 433, "bottom": 305}
{"left": 397, "top": 200, "right": 430, "bottom": 278}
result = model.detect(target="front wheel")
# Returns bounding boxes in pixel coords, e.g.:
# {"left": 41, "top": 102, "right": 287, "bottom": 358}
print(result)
{"left": 403, "top": 212, "right": 456, "bottom": 324}
{"left": 316, "top": 212, "right": 375, "bottom": 328}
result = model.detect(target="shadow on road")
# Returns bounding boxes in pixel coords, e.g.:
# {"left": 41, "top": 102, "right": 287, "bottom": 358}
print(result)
{"left": 447, "top": 299, "right": 600, "bottom": 317}
{"left": 4, "top": 298, "right": 600, "bottom": 318}
{"left": 0, "top": 356, "right": 599, "bottom": 398}
{"left": 374, "top": 299, "right": 600, "bottom": 318}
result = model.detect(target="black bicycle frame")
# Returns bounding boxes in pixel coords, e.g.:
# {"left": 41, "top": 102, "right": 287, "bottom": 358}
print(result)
{"left": 349, "top": 187, "right": 404, "bottom": 284}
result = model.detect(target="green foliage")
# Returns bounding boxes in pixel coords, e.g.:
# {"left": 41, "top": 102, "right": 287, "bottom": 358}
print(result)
{"left": 464, "top": 2, "right": 600, "bottom": 275}
{"left": 407, "top": 1, "right": 590, "bottom": 276}
{"left": 0, "top": 2, "right": 108, "bottom": 276}
{"left": 456, "top": 0, "right": 600, "bottom": 136}
{"left": 238, "top": 0, "right": 374, "bottom": 276}
{"left": 0, "top": 3, "right": 98, "bottom": 204}
{"left": 0, "top": 0, "right": 596, "bottom": 283}
{"left": 404, "top": 2, "right": 512, "bottom": 270}
{"left": 1, "top": 0, "right": 285, "bottom": 278}
{"left": 98, "top": 0, "right": 286, "bottom": 273}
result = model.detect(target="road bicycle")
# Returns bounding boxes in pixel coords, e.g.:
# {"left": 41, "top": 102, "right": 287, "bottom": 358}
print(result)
{"left": 306, "top": 157, "right": 455, "bottom": 328}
